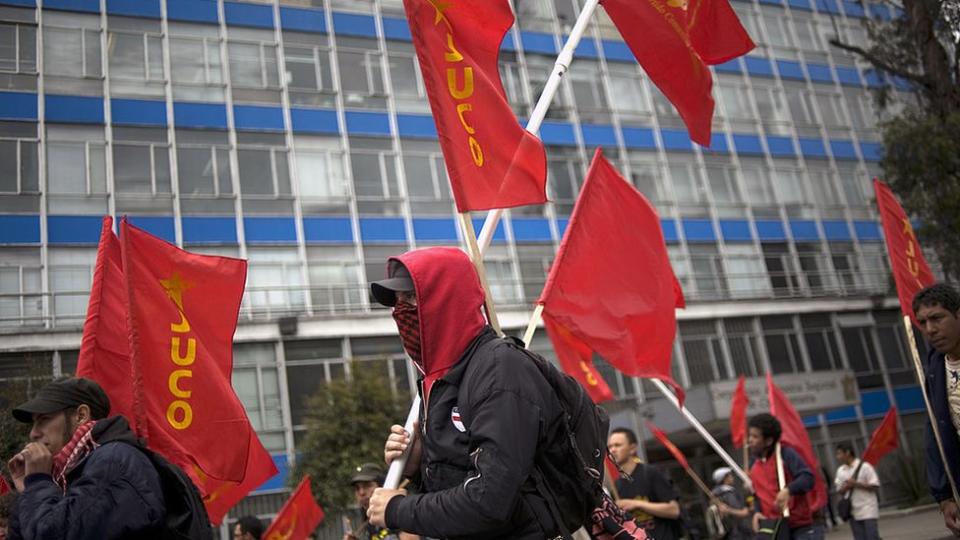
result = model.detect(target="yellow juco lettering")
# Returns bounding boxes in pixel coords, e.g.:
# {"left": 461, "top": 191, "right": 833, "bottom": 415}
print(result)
{"left": 580, "top": 360, "right": 598, "bottom": 386}
{"left": 161, "top": 273, "right": 196, "bottom": 430}
{"left": 901, "top": 217, "right": 923, "bottom": 285}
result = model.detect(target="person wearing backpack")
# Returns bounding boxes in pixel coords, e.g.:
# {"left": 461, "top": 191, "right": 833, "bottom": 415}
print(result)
{"left": 364, "top": 247, "right": 583, "bottom": 540}
{"left": 833, "top": 444, "right": 879, "bottom": 540}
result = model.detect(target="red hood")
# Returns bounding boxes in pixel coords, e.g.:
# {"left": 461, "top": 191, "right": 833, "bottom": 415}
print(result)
{"left": 390, "top": 247, "right": 486, "bottom": 395}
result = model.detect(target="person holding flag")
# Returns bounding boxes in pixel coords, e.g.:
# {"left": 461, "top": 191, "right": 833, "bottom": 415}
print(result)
{"left": 711, "top": 467, "right": 753, "bottom": 540}
{"left": 607, "top": 428, "right": 683, "bottom": 539}
{"left": 833, "top": 443, "right": 880, "bottom": 540}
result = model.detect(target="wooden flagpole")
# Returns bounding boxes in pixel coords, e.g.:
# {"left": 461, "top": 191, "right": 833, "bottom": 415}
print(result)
{"left": 775, "top": 442, "right": 790, "bottom": 518}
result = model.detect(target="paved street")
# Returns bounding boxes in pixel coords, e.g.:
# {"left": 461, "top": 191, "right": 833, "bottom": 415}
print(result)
{"left": 826, "top": 505, "right": 955, "bottom": 540}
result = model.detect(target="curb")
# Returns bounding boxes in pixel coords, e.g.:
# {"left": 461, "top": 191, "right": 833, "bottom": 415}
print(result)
{"left": 879, "top": 502, "right": 939, "bottom": 518}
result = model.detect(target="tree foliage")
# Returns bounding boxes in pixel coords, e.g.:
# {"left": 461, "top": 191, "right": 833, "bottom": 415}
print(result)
{"left": 291, "top": 361, "right": 408, "bottom": 512}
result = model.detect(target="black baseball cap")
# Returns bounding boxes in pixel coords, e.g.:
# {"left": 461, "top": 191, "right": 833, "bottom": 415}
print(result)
{"left": 350, "top": 462, "right": 385, "bottom": 484}
{"left": 12, "top": 377, "right": 111, "bottom": 423}
{"left": 370, "top": 261, "right": 414, "bottom": 307}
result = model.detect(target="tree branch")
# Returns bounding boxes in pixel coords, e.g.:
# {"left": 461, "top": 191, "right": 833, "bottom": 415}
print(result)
{"left": 828, "top": 38, "right": 930, "bottom": 86}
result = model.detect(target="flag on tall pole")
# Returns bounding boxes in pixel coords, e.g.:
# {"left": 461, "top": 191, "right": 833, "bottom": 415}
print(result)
{"left": 542, "top": 317, "right": 614, "bottom": 403}
{"left": 262, "top": 476, "right": 325, "bottom": 540}
{"left": 646, "top": 420, "right": 690, "bottom": 469}
{"left": 730, "top": 375, "right": 749, "bottom": 448}
{"left": 862, "top": 407, "right": 899, "bottom": 465}
{"left": 766, "top": 374, "right": 827, "bottom": 511}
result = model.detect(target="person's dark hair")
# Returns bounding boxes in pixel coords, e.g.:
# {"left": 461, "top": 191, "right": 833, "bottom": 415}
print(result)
{"left": 610, "top": 427, "right": 638, "bottom": 445}
{"left": 835, "top": 442, "right": 855, "bottom": 455}
{"left": 912, "top": 283, "right": 960, "bottom": 318}
{"left": 236, "top": 516, "right": 264, "bottom": 539}
{"left": 748, "top": 413, "right": 782, "bottom": 443}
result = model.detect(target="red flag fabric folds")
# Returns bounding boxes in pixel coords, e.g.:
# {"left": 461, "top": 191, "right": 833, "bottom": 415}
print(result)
{"left": 403, "top": 0, "right": 547, "bottom": 211}
{"left": 543, "top": 317, "right": 614, "bottom": 403}
{"left": 646, "top": 420, "right": 689, "bottom": 469}
{"left": 194, "top": 441, "right": 279, "bottom": 526}
{"left": 873, "top": 179, "right": 936, "bottom": 324}
{"left": 0, "top": 474, "right": 10, "bottom": 495}
{"left": 262, "top": 475, "right": 325, "bottom": 540}
{"left": 766, "top": 374, "right": 827, "bottom": 511}
{"left": 538, "top": 149, "right": 685, "bottom": 403}
{"left": 862, "top": 407, "right": 899, "bottom": 465}
{"left": 600, "top": 0, "right": 754, "bottom": 146}
{"left": 730, "top": 375, "right": 749, "bottom": 448}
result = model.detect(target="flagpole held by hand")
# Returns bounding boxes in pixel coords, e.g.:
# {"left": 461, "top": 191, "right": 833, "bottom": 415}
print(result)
{"left": 384, "top": 395, "right": 421, "bottom": 489}
{"left": 774, "top": 442, "right": 790, "bottom": 519}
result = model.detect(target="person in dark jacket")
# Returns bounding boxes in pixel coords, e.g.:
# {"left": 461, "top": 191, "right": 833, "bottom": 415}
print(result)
{"left": 5, "top": 377, "right": 166, "bottom": 539}
{"left": 913, "top": 284, "right": 960, "bottom": 537}
{"left": 365, "top": 247, "right": 569, "bottom": 540}
{"left": 710, "top": 467, "right": 752, "bottom": 540}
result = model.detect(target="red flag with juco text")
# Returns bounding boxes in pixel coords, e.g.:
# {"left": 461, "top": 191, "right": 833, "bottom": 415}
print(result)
{"left": 403, "top": 0, "right": 547, "bottom": 211}
{"left": 874, "top": 179, "right": 936, "bottom": 324}
{"left": 647, "top": 420, "right": 690, "bottom": 469}
{"left": 543, "top": 317, "right": 614, "bottom": 403}
{"left": 730, "top": 375, "right": 749, "bottom": 448}
{"left": 862, "top": 407, "right": 898, "bottom": 465}
{"left": 539, "top": 149, "right": 685, "bottom": 403}
{"left": 767, "top": 374, "right": 827, "bottom": 511}
{"left": 600, "top": 0, "right": 754, "bottom": 146}
{"left": 262, "top": 476, "right": 325, "bottom": 540}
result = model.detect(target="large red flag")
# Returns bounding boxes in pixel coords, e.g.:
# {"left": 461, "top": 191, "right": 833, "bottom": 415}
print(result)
{"left": 403, "top": 0, "right": 547, "bottom": 211}
{"left": 646, "top": 420, "right": 690, "bottom": 469}
{"left": 0, "top": 474, "right": 10, "bottom": 495}
{"left": 600, "top": 0, "right": 754, "bottom": 146}
{"left": 543, "top": 317, "right": 614, "bottom": 403}
{"left": 862, "top": 407, "right": 899, "bottom": 465}
{"left": 766, "top": 374, "right": 827, "bottom": 511}
{"left": 873, "top": 179, "right": 936, "bottom": 324}
{"left": 538, "top": 149, "right": 685, "bottom": 403}
{"left": 262, "top": 476, "right": 325, "bottom": 540}
{"left": 193, "top": 442, "right": 279, "bottom": 526}
{"left": 730, "top": 375, "right": 749, "bottom": 448}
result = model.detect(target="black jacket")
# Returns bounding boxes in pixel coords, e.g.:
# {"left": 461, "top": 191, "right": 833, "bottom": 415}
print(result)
{"left": 924, "top": 348, "right": 960, "bottom": 503}
{"left": 385, "top": 327, "right": 568, "bottom": 540}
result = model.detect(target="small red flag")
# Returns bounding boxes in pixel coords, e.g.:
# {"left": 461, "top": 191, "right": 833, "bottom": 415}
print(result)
{"left": 600, "top": 0, "right": 754, "bottom": 146}
{"left": 539, "top": 149, "right": 685, "bottom": 404}
{"left": 262, "top": 476, "right": 325, "bottom": 540}
{"left": 862, "top": 407, "right": 899, "bottom": 465}
{"left": 766, "top": 374, "right": 827, "bottom": 511}
{"left": 0, "top": 474, "right": 10, "bottom": 495}
{"left": 730, "top": 375, "right": 749, "bottom": 448}
{"left": 873, "top": 179, "right": 936, "bottom": 324}
{"left": 646, "top": 420, "right": 689, "bottom": 469}
{"left": 403, "top": 0, "right": 547, "bottom": 211}
{"left": 194, "top": 442, "right": 279, "bottom": 526}
{"left": 543, "top": 317, "right": 615, "bottom": 403}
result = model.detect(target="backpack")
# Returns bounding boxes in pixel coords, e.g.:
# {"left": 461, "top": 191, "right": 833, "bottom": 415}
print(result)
{"left": 132, "top": 445, "right": 215, "bottom": 540}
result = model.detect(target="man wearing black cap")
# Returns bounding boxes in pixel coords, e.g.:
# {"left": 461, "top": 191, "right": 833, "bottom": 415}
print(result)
{"left": 344, "top": 463, "right": 417, "bottom": 540}
{"left": 5, "top": 376, "right": 168, "bottom": 538}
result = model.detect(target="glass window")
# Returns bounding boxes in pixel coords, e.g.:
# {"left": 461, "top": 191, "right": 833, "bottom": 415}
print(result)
{"left": 245, "top": 248, "right": 306, "bottom": 314}
{"left": 108, "top": 31, "right": 163, "bottom": 80}
{"left": 177, "top": 143, "right": 233, "bottom": 196}
{"left": 336, "top": 38, "right": 386, "bottom": 109}
{"left": 796, "top": 243, "right": 837, "bottom": 294}
{"left": 607, "top": 67, "right": 649, "bottom": 116}
{"left": 724, "top": 244, "right": 770, "bottom": 297}
{"left": 238, "top": 147, "right": 291, "bottom": 197}
{"left": 387, "top": 44, "right": 428, "bottom": 113}
{"left": 679, "top": 320, "right": 727, "bottom": 385}
{"left": 688, "top": 244, "right": 726, "bottom": 299}
{"left": 483, "top": 246, "right": 520, "bottom": 305}
{"left": 0, "top": 247, "right": 42, "bottom": 327}
{"left": 801, "top": 315, "right": 843, "bottom": 371}
{"left": 762, "top": 243, "right": 802, "bottom": 296}
{"left": 0, "top": 137, "right": 38, "bottom": 193}
{"left": 49, "top": 247, "right": 96, "bottom": 324}
{"left": 807, "top": 166, "right": 843, "bottom": 207}
{"left": 47, "top": 142, "right": 107, "bottom": 195}
{"left": 515, "top": 0, "right": 555, "bottom": 30}
{"left": 499, "top": 52, "right": 526, "bottom": 109}
{"left": 717, "top": 82, "right": 754, "bottom": 120}
{"left": 228, "top": 41, "right": 279, "bottom": 89}
{"left": 294, "top": 138, "right": 349, "bottom": 199}
{"left": 526, "top": 54, "right": 570, "bottom": 119}
{"left": 815, "top": 92, "right": 849, "bottom": 128}
{"left": 546, "top": 147, "right": 583, "bottom": 208}
{"left": 739, "top": 159, "right": 775, "bottom": 206}
{"left": 785, "top": 85, "right": 817, "bottom": 125}
{"left": 835, "top": 164, "right": 866, "bottom": 207}
{"left": 170, "top": 35, "right": 224, "bottom": 101}
{"left": 44, "top": 26, "right": 101, "bottom": 78}
{"left": 771, "top": 165, "right": 807, "bottom": 206}
{"left": 567, "top": 61, "right": 609, "bottom": 122}
{"left": 667, "top": 157, "right": 705, "bottom": 204}
{"left": 516, "top": 243, "right": 553, "bottom": 303}
{"left": 113, "top": 130, "right": 171, "bottom": 195}
{"left": 306, "top": 246, "right": 363, "bottom": 313}
{"left": 284, "top": 34, "right": 335, "bottom": 108}
{"left": 704, "top": 160, "right": 742, "bottom": 204}
{"left": 351, "top": 148, "right": 401, "bottom": 199}
{"left": 0, "top": 23, "right": 36, "bottom": 74}
{"left": 628, "top": 153, "right": 662, "bottom": 203}
{"left": 724, "top": 318, "right": 763, "bottom": 377}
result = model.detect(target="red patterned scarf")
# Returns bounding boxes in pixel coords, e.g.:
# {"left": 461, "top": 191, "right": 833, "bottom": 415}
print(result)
{"left": 392, "top": 301, "right": 422, "bottom": 371}
{"left": 51, "top": 420, "right": 98, "bottom": 490}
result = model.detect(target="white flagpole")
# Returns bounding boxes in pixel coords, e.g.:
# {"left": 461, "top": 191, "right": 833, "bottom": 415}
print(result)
{"left": 384, "top": 395, "right": 421, "bottom": 489}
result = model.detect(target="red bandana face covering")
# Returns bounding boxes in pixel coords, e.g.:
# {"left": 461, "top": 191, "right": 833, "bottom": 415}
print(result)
{"left": 392, "top": 300, "right": 423, "bottom": 371}
{"left": 51, "top": 420, "right": 98, "bottom": 491}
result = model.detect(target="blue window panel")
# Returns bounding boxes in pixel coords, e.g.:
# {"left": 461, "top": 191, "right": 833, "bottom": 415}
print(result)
{"left": 756, "top": 220, "right": 787, "bottom": 241}
{"left": 806, "top": 63, "right": 835, "bottom": 84}
{"left": 661, "top": 129, "right": 693, "bottom": 152}
{"left": 540, "top": 122, "right": 577, "bottom": 146}
{"left": 107, "top": 0, "right": 160, "bottom": 18}
{"left": 573, "top": 37, "right": 599, "bottom": 58}
{"left": 173, "top": 102, "right": 228, "bottom": 129}
{"left": 581, "top": 124, "right": 617, "bottom": 147}
{"left": 111, "top": 98, "right": 166, "bottom": 127}
{"left": 48, "top": 215, "right": 102, "bottom": 244}
{"left": 776, "top": 60, "right": 805, "bottom": 81}
{"left": 244, "top": 217, "right": 298, "bottom": 243}
{"left": 382, "top": 16, "right": 411, "bottom": 41}
{"left": 823, "top": 405, "right": 857, "bottom": 423}
{"left": 720, "top": 220, "right": 752, "bottom": 242}
{"left": 802, "top": 414, "right": 819, "bottom": 427}
{"left": 233, "top": 105, "right": 285, "bottom": 131}
{"left": 859, "top": 142, "right": 882, "bottom": 162}
{"left": 788, "top": 0, "right": 813, "bottom": 11}
{"left": 766, "top": 136, "right": 796, "bottom": 157}
{"left": 713, "top": 58, "right": 742, "bottom": 74}
{"left": 280, "top": 7, "right": 327, "bottom": 33}
{"left": 345, "top": 111, "right": 391, "bottom": 136}
{"left": 520, "top": 31, "right": 557, "bottom": 55}
{"left": 360, "top": 217, "right": 407, "bottom": 243}
{"left": 512, "top": 218, "right": 552, "bottom": 242}
{"left": 224, "top": 1, "right": 274, "bottom": 28}
{"left": 621, "top": 127, "right": 657, "bottom": 150}
{"left": 869, "top": 3, "right": 891, "bottom": 20}
{"left": 182, "top": 217, "right": 237, "bottom": 244}
{"left": 704, "top": 133, "right": 729, "bottom": 153}
{"left": 332, "top": 12, "right": 377, "bottom": 37}
{"left": 682, "top": 219, "right": 716, "bottom": 242}
{"left": 397, "top": 114, "right": 437, "bottom": 139}
{"left": 822, "top": 220, "right": 852, "bottom": 241}
{"left": 661, "top": 219, "right": 679, "bottom": 243}
{"left": 758, "top": 0, "right": 782, "bottom": 5}
{"left": 863, "top": 69, "right": 885, "bottom": 88}
{"left": 789, "top": 220, "right": 820, "bottom": 241}
{"left": 601, "top": 40, "right": 634, "bottom": 62}
{"left": 290, "top": 108, "right": 339, "bottom": 134}
{"left": 473, "top": 218, "right": 506, "bottom": 243}
{"left": 798, "top": 137, "right": 828, "bottom": 158}
{"left": 556, "top": 218, "right": 569, "bottom": 238}
{"left": 854, "top": 220, "right": 882, "bottom": 242}
{"left": 46, "top": 95, "right": 103, "bottom": 124}
{"left": 816, "top": 0, "right": 841, "bottom": 14}
{"left": 250, "top": 453, "right": 286, "bottom": 493}
{"left": 842, "top": 0, "right": 865, "bottom": 17}
{"left": 0, "top": 0, "right": 36, "bottom": 6}
{"left": 732, "top": 134, "right": 764, "bottom": 155}
{"left": 894, "top": 385, "right": 925, "bottom": 414}
{"left": 303, "top": 217, "right": 353, "bottom": 243}
{"left": 835, "top": 66, "right": 862, "bottom": 86}
{"left": 167, "top": 0, "right": 218, "bottom": 23}
{"left": 860, "top": 389, "right": 892, "bottom": 417}
{"left": 0, "top": 92, "right": 37, "bottom": 121}
{"left": 412, "top": 218, "right": 458, "bottom": 242}
{"left": 893, "top": 76, "right": 912, "bottom": 91}
{"left": 501, "top": 33, "right": 515, "bottom": 52}
{"left": 44, "top": 0, "right": 98, "bottom": 13}
{"left": 830, "top": 140, "right": 859, "bottom": 160}
{"left": 744, "top": 56, "right": 774, "bottom": 77}
{"left": 126, "top": 216, "right": 175, "bottom": 243}
{"left": 0, "top": 215, "right": 40, "bottom": 243}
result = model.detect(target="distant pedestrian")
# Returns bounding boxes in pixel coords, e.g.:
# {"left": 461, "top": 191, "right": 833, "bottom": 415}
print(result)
{"left": 710, "top": 467, "right": 752, "bottom": 540}
{"left": 234, "top": 515, "right": 264, "bottom": 540}
{"left": 834, "top": 443, "right": 880, "bottom": 540}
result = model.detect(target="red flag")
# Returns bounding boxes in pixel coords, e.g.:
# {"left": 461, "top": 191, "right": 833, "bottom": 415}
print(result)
{"left": 766, "top": 374, "right": 827, "bottom": 511}
{"left": 862, "top": 407, "right": 899, "bottom": 465}
{"left": 262, "top": 476, "right": 325, "bottom": 540}
{"left": 0, "top": 474, "right": 10, "bottom": 495}
{"left": 873, "top": 179, "right": 936, "bottom": 324}
{"left": 538, "top": 149, "right": 685, "bottom": 403}
{"left": 543, "top": 317, "right": 615, "bottom": 403}
{"left": 646, "top": 420, "right": 689, "bottom": 469}
{"left": 730, "top": 375, "right": 749, "bottom": 448}
{"left": 403, "top": 0, "right": 547, "bottom": 211}
{"left": 600, "top": 0, "right": 754, "bottom": 146}
{"left": 193, "top": 442, "right": 279, "bottom": 526}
